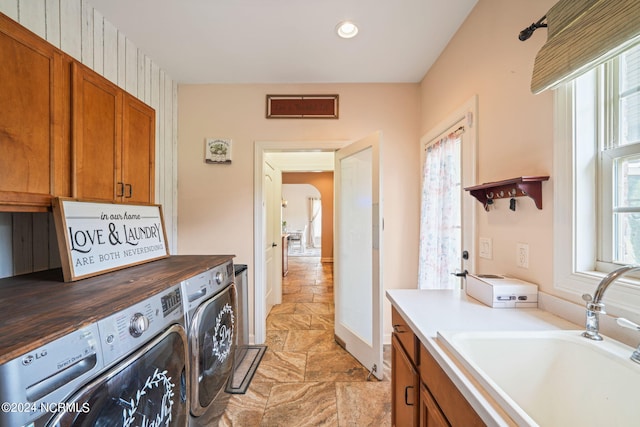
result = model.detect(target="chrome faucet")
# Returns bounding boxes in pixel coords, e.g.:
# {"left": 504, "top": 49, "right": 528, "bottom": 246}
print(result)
{"left": 582, "top": 264, "right": 640, "bottom": 341}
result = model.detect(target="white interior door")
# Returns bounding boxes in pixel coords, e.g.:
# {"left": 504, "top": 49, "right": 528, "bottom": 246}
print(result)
{"left": 264, "top": 161, "right": 279, "bottom": 315}
{"left": 334, "top": 131, "right": 383, "bottom": 380}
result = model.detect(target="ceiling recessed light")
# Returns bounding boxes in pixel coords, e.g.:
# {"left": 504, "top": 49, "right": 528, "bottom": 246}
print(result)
{"left": 336, "top": 21, "right": 359, "bottom": 39}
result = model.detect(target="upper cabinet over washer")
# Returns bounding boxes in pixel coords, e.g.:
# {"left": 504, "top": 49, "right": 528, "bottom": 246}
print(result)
{"left": 0, "top": 12, "right": 156, "bottom": 211}
{"left": 0, "top": 13, "right": 71, "bottom": 212}
{"left": 72, "top": 63, "right": 155, "bottom": 204}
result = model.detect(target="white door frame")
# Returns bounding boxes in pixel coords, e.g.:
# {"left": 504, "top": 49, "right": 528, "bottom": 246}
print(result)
{"left": 420, "top": 95, "right": 478, "bottom": 279}
{"left": 253, "top": 140, "right": 349, "bottom": 344}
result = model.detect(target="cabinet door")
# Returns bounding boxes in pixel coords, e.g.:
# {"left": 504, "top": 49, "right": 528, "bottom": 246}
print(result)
{"left": 420, "top": 384, "right": 450, "bottom": 427}
{"left": 420, "top": 343, "right": 485, "bottom": 426}
{"left": 72, "top": 62, "right": 122, "bottom": 202}
{"left": 122, "top": 93, "right": 155, "bottom": 204}
{"left": 392, "top": 334, "right": 419, "bottom": 427}
{"left": 0, "top": 14, "right": 69, "bottom": 210}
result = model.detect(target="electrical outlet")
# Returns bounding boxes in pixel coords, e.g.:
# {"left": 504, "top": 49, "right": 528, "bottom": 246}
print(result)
{"left": 479, "top": 237, "right": 492, "bottom": 259}
{"left": 517, "top": 243, "right": 529, "bottom": 268}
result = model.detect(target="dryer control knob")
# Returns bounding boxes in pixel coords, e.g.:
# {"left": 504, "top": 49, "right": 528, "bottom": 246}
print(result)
{"left": 215, "top": 271, "right": 224, "bottom": 284}
{"left": 129, "top": 313, "right": 150, "bottom": 337}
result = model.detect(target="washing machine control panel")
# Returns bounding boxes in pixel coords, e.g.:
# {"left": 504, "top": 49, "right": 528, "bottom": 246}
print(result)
{"left": 98, "top": 284, "right": 184, "bottom": 367}
{"left": 181, "top": 261, "right": 234, "bottom": 325}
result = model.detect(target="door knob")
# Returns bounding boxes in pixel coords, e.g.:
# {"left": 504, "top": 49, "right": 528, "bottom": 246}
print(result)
{"left": 272, "top": 242, "right": 278, "bottom": 247}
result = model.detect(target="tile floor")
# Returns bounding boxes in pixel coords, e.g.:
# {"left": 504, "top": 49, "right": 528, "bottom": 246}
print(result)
{"left": 218, "top": 256, "right": 391, "bottom": 426}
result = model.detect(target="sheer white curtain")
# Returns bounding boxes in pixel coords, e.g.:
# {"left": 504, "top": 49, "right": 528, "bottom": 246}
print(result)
{"left": 308, "top": 197, "right": 321, "bottom": 248}
{"left": 418, "top": 133, "right": 462, "bottom": 289}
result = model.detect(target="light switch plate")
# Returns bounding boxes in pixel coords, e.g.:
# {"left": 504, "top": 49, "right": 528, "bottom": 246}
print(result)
{"left": 479, "top": 237, "right": 492, "bottom": 259}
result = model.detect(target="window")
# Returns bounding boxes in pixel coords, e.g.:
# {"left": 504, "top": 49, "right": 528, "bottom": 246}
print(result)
{"left": 555, "top": 43, "right": 640, "bottom": 313}
{"left": 599, "top": 44, "right": 640, "bottom": 268}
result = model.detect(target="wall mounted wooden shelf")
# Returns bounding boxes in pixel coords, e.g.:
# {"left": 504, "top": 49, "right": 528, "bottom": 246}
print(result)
{"left": 464, "top": 176, "right": 549, "bottom": 211}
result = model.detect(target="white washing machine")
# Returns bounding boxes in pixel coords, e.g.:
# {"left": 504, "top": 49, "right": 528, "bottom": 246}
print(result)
{"left": 52, "top": 283, "right": 188, "bottom": 426}
{"left": 0, "top": 283, "right": 190, "bottom": 427}
{"left": 181, "top": 260, "right": 236, "bottom": 426}
{"left": 0, "top": 323, "right": 103, "bottom": 427}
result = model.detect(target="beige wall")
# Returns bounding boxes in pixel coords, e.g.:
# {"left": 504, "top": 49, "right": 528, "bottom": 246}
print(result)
{"left": 178, "top": 83, "right": 421, "bottom": 340}
{"left": 420, "top": 0, "right": 557, "bottom": 291}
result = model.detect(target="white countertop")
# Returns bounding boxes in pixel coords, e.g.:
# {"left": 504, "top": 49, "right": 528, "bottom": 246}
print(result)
{"left": 386, "top": 289, "right": 580, "bottom": 426}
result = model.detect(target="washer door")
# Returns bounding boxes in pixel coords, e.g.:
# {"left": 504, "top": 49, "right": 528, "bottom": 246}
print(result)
{"left": 48, "top": 324, "right": 188, "bottom": 427}
{"left": 190, "top": 283, "right": 237, "bottom": 416}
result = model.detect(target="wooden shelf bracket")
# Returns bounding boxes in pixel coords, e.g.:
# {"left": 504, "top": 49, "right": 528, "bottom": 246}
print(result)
{"left": 464, "top": 176, "right": 550, "bottom": 211}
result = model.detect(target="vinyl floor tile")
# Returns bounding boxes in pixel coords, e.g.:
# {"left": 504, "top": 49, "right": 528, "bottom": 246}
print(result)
{"left": 221, "top": 257, "right": 391, "bottom": 426}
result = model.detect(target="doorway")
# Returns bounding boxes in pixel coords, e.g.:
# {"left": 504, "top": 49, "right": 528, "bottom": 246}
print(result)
{"left": 282, "top": 184, "right": 321, "bottom": 256}
{"left": 254, "top": 141, "right": 347, "bottom": 344}
{"left": 419, "top": 96, "right": 478, "bottom": 288}
{"left": 254, "top": 133, "right": 383, "bottom": 379}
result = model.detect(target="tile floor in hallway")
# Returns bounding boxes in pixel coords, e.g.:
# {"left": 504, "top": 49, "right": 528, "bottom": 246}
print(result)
{"left": 219, "top": 255, "right": 392, "bottom": 426}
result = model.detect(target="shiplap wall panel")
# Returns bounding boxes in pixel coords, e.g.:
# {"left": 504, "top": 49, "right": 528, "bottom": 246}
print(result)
{"left": 92, "top": 9, "right": 103, "bottom": 74}
{"left": 80, "top": 0, "right": 92, "bottom": 66}
{"left": 59, "top": 0, "right": 81, "bottom": 60}
{"left": 18, "top": 0, "right": 45, "bottom": 38}
{"left": 45, "top": 0, "right": 61, "bottom": 48}
{"left": 170, "top": 81, "right": 178, "bottom": 244}
{"left": 117, "top": 31, "right": 125, "bottom": 86}
{"left": 0, "top": 0, "right": 178, "bottom": 277}
{"left": 0, "top": 214, "right": 12, "bottom": 277}
{"left": 103, "top": 19, "right": 117, "bottom": 83}
{"left": 151, "top": 61, "right": 162, "bottom": 204}
{"left": 144, "top": 56, "right": 152, "bottom": 104}
{"left": 11, "top": 214, "right": 33, "bottom": 276}
{"left": 125, "top": 38, "right": 137, "bottom": 94}
{"left": 32, "top": 213, "right": 49, "bottom": 271}
{"left": 0, "top": 0, "right": 17, "bottom": 20}
{"left": 48, "top": 213, "right": 61, "bottom": 268}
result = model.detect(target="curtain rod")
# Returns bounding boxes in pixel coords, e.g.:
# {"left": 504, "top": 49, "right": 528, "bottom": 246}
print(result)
{"left": 519, "top": 15, "right": 547, "bottom": 41}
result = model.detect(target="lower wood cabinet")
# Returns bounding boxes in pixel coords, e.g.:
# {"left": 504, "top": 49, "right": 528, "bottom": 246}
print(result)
{"left": 419, "top": 343, "right": 485, "bottom": 426}
{"left": 391, "top": 307, "right": 486, "bottom": 427}
{"left": 420, "top": 383, "right": 450, "bottom": 427}
{"left": 391, "top": 334, "right": 419, "bottom": 427}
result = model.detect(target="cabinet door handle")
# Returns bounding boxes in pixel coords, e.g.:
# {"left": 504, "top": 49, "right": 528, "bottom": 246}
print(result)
{"left": 125, "top": 184, "right": 133, "bottom": 198}
{"left": 116, "top": 182, "right": 125, "bottom": 197}
{"left": 404, "top": 385, "right": 415, "bottom": 406}
{"left": 393, "top": 324, "right": 406, "bottom": 333}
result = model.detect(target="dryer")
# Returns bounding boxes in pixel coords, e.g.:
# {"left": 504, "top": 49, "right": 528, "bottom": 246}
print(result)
{"left": 181, "top": 260, "right": 236, "bottom": 426}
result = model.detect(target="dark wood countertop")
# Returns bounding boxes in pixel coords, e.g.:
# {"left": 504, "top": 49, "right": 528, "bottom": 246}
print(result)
{"left": 0, "top": 255, "right": 234, "bottom": 365}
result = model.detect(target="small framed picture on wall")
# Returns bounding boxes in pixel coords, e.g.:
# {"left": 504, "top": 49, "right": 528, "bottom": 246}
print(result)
{"left": 205, "top": 138, "right": 232, "bottom": 164}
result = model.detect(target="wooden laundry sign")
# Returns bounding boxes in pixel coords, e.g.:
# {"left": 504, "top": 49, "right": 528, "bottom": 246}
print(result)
{"left": 52, "top": 198, "right": 169, "bottom": 281}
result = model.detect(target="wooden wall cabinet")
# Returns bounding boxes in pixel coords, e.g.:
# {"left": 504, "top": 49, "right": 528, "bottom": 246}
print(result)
{"left": 72, "top": 63, "right": 155, "bottom": 204}
{"left": 391, "top": 307, "right": 485, "bottom": 427}
{"left": 0, "top": 13, "right": 156, "bottom": 211}
{"left": 0, "top": 13, "right": 71, "bottom": 211}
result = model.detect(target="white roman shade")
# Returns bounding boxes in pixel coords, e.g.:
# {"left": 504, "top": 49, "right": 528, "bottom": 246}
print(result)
{"left": 531, "top": 0, "right": 640, "bottom": 94}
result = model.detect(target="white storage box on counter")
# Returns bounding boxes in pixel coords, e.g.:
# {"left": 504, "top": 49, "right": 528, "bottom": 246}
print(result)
{"left": 465, "top": 274, "right": 538, "bottom": 308}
